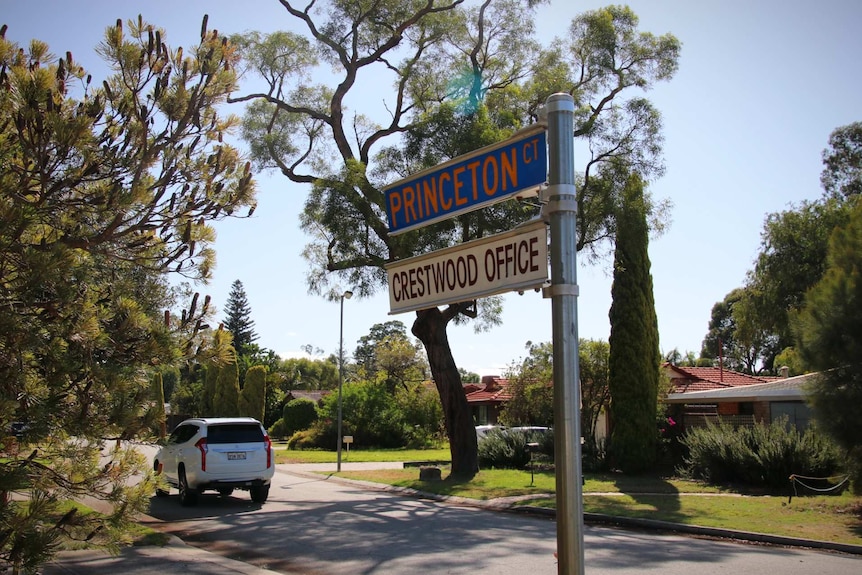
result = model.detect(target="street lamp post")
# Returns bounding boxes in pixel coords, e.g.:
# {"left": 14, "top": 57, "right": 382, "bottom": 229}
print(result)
{"left": 336, "top": 290, "right": 353, "bottom": 472}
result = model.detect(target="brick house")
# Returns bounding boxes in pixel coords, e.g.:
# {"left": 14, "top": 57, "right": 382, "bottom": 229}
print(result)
{"left": 663, "top": 364, "right": 814, "bottom": 431}
{"left": 284, "top": 389, "right": 328, "bottom": 405}
{"left": 464, "top": 375, "right": 512, "bottom": 425}
{"left": 464, "top": 375, "right": 610, "bottom": 447}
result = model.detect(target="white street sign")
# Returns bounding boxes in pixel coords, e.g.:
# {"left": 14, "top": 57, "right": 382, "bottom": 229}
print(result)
{"left": 386, "top": 221, "right": 548, "bottom": 314}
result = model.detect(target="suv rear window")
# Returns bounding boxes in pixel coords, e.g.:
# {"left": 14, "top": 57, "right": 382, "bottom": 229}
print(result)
{"left": 205, "top": 423, "right": 264, "bottom": 444}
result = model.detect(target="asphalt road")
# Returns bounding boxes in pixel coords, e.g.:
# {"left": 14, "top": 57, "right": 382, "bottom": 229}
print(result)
{"left": 137, "top": 463, "right": 861, "bottom": 575}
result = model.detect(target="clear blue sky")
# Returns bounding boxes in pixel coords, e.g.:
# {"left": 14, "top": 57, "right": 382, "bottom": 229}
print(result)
{"left": 4, "top": 1, "right": 860, "bottom": 375}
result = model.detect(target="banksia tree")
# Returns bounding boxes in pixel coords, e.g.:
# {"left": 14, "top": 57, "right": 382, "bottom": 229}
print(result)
{"left": 151, "top": 372, "right": 167, "bottom": 439}
{"left": 0, "top": 14, "right": 256, "bottom": 571}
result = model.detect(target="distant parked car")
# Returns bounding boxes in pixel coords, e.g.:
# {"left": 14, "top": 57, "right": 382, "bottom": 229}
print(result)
{"left": 154, "top": 417, "right": 274, "bottom": 506}
{"left": 508, "top": 426, "right": 552, "bottom": 436}
{"left": 475, "top": 424, "right": 507, "bottom": 442}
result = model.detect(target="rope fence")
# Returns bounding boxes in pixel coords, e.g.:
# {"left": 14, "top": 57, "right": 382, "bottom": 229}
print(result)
{"left": 788, "top": 473, "right": 851, "bottom": 503}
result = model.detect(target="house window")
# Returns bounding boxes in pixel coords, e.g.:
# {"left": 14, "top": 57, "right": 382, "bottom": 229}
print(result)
{"left": 770, "top": 401, "right": 812, "bottom": 431}
{"left": 475, "top": 405, "right": 489, "bottom": 425}
{"left": 739, "top": 402, "right": 755, "bottom": 416}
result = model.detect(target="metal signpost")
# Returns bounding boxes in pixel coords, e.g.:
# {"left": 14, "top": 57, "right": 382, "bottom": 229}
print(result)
{"left": 543, "top": 93, "right": 585, "bottom": 575}
{"left": 383, "top": 93, "right": 584, "bottom": 575}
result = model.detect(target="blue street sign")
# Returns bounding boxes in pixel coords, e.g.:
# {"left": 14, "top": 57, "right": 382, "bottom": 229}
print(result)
{"left": 384, "top": 126, "right": 547, "bottom": 235}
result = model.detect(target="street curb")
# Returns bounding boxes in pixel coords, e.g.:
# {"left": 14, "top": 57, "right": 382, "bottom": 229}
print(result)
{"left": 511, "top": 506, "right": 862, "bottom": 556}
{"left": 280, "top": 466, "right": 862, "bottom": 556}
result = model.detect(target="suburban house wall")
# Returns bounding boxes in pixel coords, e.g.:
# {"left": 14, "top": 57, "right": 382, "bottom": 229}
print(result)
{"left": 770, "top": 401, "right": 812, "bottom": 431}
{"left": 754, "top": 401, "right": 770, "bottom": 423}
{"left": 664, "top": 366, "right": 815, "bottom": 432}
{"left": 465, "top": 376, "right": 610, "bottom": 445}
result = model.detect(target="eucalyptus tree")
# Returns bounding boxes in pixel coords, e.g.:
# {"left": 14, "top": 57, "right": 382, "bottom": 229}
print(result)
{"left": 0, "top": 16, "right": 255, "bottom": 571}
{"left": 578, "top": 338, "right": 611, "bottom": 460}
{"left": 500, "top": 341, "right": 555, "bottom": 426}
{"left": 231, "top": 1, "right": 679, "bottom": 474}
{"left": 700, "top": 286, "right": 775, "bottom": 375}
{"left": 821, "top": 121, "right": 862, "bottom": 200}
{"left": 700, "top": 122, "right": 862, "bottom": 374}
{"left": 500, "top": 338, "right": 610, "bottom": 462}
{"left": 354, "top": 321, "right": 427, "bottom": 391}
{"left": 354, "top": 320, "right": 411, "bottom": 373}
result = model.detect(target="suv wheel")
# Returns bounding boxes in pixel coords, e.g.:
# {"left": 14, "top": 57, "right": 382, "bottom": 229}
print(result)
{"left": 217, "top": 488, "right": 234, "bottom": 497}
{"left": 178, "top": 467, "right": 198, "bottom": 507}
{"left": 250, "top": 485, "right": 269, "bottom": 504}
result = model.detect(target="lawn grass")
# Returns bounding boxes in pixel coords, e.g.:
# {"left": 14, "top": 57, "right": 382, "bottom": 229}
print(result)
{"left": 274, "top": 446, "right": 451, "bottom": 464}
{"left": 336, "top": 468, "right": 726, "bottom": 497}
{"left": 328, "top": 465, "right": 862, "bottom": 546}
{"left": 576, "top": 492, "right": 862, "bottom": 545}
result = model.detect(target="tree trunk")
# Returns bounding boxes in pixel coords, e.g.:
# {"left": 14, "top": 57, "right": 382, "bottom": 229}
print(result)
{"left": 412, "top": 307, "right": 479, "bottom": 477}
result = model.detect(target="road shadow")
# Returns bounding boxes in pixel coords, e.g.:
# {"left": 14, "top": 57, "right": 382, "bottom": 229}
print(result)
{"left": 148, "top": 492, "right": 264, "bottom": 521}
{"left": 142, "top": 475, "right": 816, "bottom": 575}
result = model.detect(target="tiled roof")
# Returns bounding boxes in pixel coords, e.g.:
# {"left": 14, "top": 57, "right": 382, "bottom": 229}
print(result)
{"left": 465, "top": 376, "right": 512, "bottom": 404}
{"left": 286, "top": 390, "right": 329, "bottom": 404}
{"left": 664, "top": 364, "right": 770, "bottom": 393}
{"left": 666, "top": 373, "right": 815, "bottom": 403}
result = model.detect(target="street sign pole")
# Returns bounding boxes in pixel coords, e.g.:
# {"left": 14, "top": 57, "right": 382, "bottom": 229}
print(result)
{"left": 544, "top": 93, "right": 585, "bottom": 575}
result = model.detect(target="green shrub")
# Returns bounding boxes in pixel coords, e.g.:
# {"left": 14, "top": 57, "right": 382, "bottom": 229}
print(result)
{"left": 268, "top": 418, "right": 288, "bottom": 440}
{"left": 394, "top": 382, "right": 444, "bottom": 448}
{"left": 679, "top": 417, "right": 843, "bottom": 490}
{"left": 287, "top": 427, "right": 327, "bottom": 450}
{"left": 279, "top": 379, "right": 443, "bottom": 450}
{"left": 478, "top": 428, "right": 552, "bottom": 469}
{"left": 315, "top": 379, "right": 408, "bottom": 448}
{"left": 583, "top": 437, "right": 609, "bottom": 473}
{"left": 282, "top": 397, "right": 319, "bottom": 437}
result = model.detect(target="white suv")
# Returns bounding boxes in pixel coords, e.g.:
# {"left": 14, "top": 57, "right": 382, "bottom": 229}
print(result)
{"left": 154, "top": 417, "right": 274, "bottom": 506}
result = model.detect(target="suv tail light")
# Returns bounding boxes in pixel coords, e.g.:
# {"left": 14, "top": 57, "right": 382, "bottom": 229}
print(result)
{"left": 195, "top": 437, "right": 208, "bottom": 471}
{"left": 264, "top": 433, "right": 272, "bottom": 468}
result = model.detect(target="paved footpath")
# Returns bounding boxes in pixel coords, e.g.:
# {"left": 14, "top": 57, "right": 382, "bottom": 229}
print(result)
{"left": 42, "top": 536, "right": 284, "bottom": 575}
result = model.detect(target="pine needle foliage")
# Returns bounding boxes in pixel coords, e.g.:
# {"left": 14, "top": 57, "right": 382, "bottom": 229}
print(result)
{"left": 0, "top": 15, "right": 255, "bottom": 572}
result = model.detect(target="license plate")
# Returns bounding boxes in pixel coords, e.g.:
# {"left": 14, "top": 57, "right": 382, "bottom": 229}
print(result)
{"left": 227, "top": 452, "right": 246, "bottom": 460}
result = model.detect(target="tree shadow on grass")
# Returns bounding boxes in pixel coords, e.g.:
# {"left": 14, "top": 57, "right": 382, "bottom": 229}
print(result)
{"left": 608, "top": 471, "right": 683, "bottom": 519}
{"left": 403, "top": 467, "right": 551, "bottom": 500}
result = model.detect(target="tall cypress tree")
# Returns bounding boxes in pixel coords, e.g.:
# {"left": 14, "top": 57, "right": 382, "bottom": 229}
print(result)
{"left": 608, "top": 172, "right": 660, "bottom": 474}
{"left": 239, "top": 365, "right": 267, "bottom": 422}
{"left": 224, "top": 280, "right": 258, "bottom": 354}
{"left": 214, "top": 359, "right": 241, "bottom": 418}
